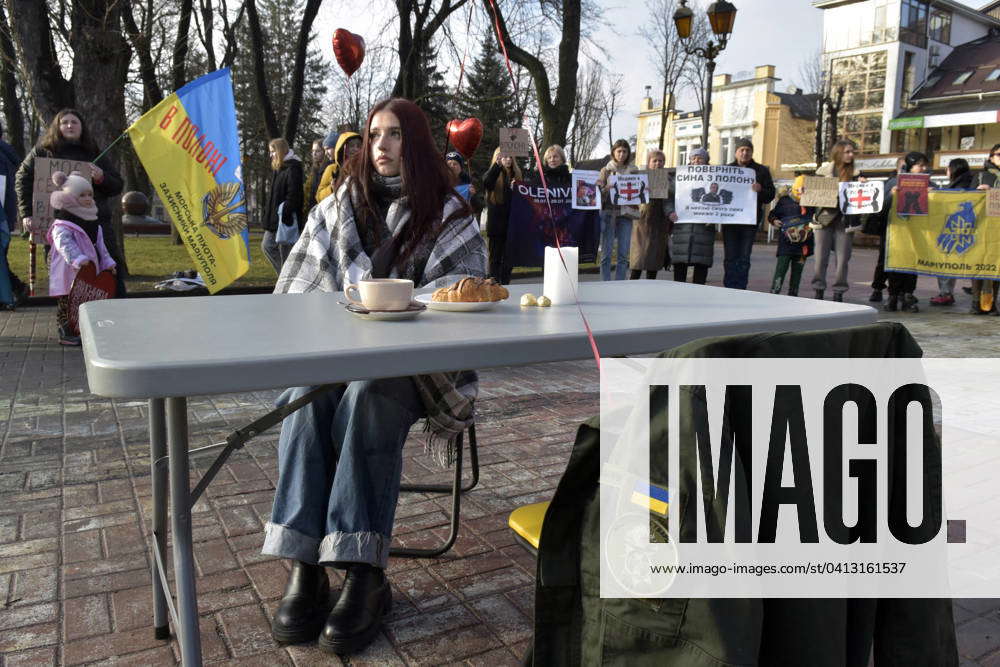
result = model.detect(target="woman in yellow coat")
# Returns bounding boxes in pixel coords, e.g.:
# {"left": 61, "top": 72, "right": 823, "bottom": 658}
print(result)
{"left": 315, "top": 131, "right": 361, "bottom": 203}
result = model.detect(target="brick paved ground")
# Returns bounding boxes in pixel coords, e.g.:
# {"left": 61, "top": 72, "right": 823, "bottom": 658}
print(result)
{"left": 1, "top": 241, "right": 999, "bottom": 665}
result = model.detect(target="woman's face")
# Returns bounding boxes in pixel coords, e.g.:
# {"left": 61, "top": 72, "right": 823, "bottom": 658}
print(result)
{"left": 613, "top": 146, "right": 629, "bottom": 163}
{"left": 344, "top": 137, "right": 362, "bottom": 159}
{"left": 689, "top": 154, "right": 706, "bottom": 166}
{"left": 841, "top": 146, "right": 855, "bottom": 164}
{"left": 311, "top": 142, "right": 324, "bottom": 163}
{"left": 911, "top": 162, "right": 927, "bottom": 174}
{"left": 990, "top": 150, "right": 1000, "bottom": 168}
{"left": 59, "top": 114, "right": 82, "bottom": 142}
{"left": 370, "top": 110, "right": 402, "bottom": 177}
{"left": 499, "top": 155, "right": 513, "bottom": 169}
{"left": 546, "top": 151, "right": 563, "bottom": 168}
{"left": 447, "top": 159, "right": 462, "bottom": 176}
{"left": 648, "top": 154, "right": 665, "bottom": 169}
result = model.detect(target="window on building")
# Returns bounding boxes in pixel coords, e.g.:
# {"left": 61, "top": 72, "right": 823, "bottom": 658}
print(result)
{"left": 831, "top": 51, "right": 888, "bottom": 153}
{"left": 953, "top": 70, "right": 974, "bottom": 85}
{"left": 959, "top": 125, "right": 976, "bottom": 150}
{"left": 929, "top": 8, "right": 951, "bottom": 44}
{"left": 987, "top": 68, "right": 1000, "bottom": 82}
{"left": 927, "top": 127, "right": 942, "bottom": 155}
{"left": 721, "top": 137, "right": 730, "bottom": 163}
{"left": 900, "top": 0, "right": 929, "bottom": 48}
{"left": 678, "top": 145, "right": 687, "bottom": 165}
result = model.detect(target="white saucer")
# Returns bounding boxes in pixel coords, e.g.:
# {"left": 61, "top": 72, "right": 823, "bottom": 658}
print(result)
{"left": 343, "top": 301, "right": 425, "bottom": 321}
{"left": 414, "top": 294, "right": 505, "bottom": 312}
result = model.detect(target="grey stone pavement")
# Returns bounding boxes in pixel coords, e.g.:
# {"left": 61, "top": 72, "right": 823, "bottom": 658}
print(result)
{"left": 1, "top": 240, "right": 999, "bottom": 665}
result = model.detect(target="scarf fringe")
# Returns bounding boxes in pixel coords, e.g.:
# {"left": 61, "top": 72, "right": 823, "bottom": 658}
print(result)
{"left": 422, "top": 419, "right": 467, "bottom": 468}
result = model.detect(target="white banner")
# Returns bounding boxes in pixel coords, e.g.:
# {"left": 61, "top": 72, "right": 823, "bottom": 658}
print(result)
{"left": 600, "top": 358, "right": 998, "bottom": 598}
{"left": 674, "top": 165, "right": 757, "bottom": 225}
{"left": 840, "top": 181, "right": 885, "bottom": 215}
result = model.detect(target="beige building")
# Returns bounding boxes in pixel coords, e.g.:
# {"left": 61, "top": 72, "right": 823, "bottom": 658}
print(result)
{"left": 635, "top": 65, "right": 818, "bottom": 179}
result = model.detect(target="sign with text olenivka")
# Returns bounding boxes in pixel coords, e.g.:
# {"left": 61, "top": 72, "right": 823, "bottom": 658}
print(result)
{"left": 839, "top": 181, "right": 885, "bottom": 216}
{"left": 31, "top": 157, "right": 93, "bottom": 240}
{"left": 673, "top": 164, "right": 757, "bottom": 225}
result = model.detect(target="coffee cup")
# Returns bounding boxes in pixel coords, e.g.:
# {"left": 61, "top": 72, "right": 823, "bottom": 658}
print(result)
{"left": 345, "top": 278, "right": 414, "bottom": 311}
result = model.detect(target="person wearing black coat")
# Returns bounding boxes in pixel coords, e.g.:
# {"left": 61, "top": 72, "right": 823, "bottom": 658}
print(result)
{"left": 16, "top": 108, "right": 125, "bottom": 295}
{"left": 483, "top": 147, "right": 522, "bottom": 284}
{"left": 262, "top": 138, "right": 304, "bottom": 274}
{"left": 724, "top": 138, "right": 775, "bottom": 289}
{"left": 0, "top": 122, "right": 26, "bottom": 307}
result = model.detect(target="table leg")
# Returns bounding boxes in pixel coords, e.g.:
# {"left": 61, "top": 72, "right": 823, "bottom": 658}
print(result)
{"left": 149, "top": 398, "right": 170, "bottom": 640}
{"left": 166, "top": 397, "right": 203, "bottom": 666}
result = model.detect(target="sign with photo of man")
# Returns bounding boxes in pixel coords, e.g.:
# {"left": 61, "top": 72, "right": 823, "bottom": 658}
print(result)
{"left": 673, "top": 164, "right": 757, "bottom": 225}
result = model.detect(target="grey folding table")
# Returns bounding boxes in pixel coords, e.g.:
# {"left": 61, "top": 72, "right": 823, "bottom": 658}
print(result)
{"left": 79, "top": 280, "right": 875, "bottom": 665}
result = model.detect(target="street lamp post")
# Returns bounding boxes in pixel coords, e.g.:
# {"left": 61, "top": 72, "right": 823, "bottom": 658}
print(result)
{"left": 673, "top": 0, "right": 738, "bottom": 155}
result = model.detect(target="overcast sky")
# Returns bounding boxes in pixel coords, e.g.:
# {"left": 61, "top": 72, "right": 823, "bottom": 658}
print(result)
{"left": 314, "top": 0, "right": 987, "bottom": 158}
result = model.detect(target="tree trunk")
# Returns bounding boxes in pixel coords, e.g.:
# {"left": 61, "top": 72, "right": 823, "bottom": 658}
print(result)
{"left": 245, "top": 0, "right": 280, "bottom": 139}
{"left": 281, "top": 0, "right": 323, "bottom": 144}
{"left": 70, "top": 0, "right": 132, "bottom": 274}
{"left": 172, "top": 0, "right": 194, "bottom": 91}
{"left": 0, "top": 5, "right": 25, "bottom": 155}
{"left": 122, "top": 0, "right": 164, "bottom": 107}
{"left": 5, "top": 0, "right": 74, "bottom": 122}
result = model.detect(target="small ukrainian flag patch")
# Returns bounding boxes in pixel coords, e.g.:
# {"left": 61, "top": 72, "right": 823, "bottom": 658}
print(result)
{"left": 630, "top": 480, "right": 669, "bottom": 516}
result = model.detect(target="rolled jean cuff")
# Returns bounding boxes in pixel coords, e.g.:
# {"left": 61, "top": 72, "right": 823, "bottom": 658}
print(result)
{"left": 262, "top": 522, "right": 321, "bottom": 563}
{"left": 319, "top": 530, "right": 389, "bottom": 569}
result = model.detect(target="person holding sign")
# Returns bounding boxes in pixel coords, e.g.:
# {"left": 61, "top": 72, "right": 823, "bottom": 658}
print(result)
{"left": 929, "top": 158, "right": 976, "bottom": 307}
{"left": 807, "top": 139, "right": 862, "bottom": 302}
{"left": 16, "top": 109, "right": 124, "bottom": 292}
{"left": 724, "top": 138, "right": 775, "bottom": 290}
{"left": 629, "top": 149, "right": 676, "bottom": 280}
{"left": 670, "top": 149, "right": 716, "bottom": 284}
{"left": 972, "top": 145, "right": 1000, "bottom": 314}
{"left": 268, "top": 98, "right": 486, "bottom": 655}
{"left": 597, "top": 139, "right": 639, "bottom": 280}
{"left": 46, "top": 171, "right": 116, "bottom": 346}
{"left": 483, "top": 147, "right": 522, "bottom": 284}
{"left": 882, "top": 151, "right": 929, "bottom": 312}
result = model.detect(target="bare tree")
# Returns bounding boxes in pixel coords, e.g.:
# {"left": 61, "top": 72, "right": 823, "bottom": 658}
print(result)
{"left": 393, "top": 0, "right": 472, "bottom": 99}
{"left": 567, "top": 62, "right": 604, "bottom": 163}
{"left": 797, "top": 48, "right": 825, "bottom": 95}
{"left": 482, "top": 0, "right": 582, "bottom": 148}
{"left": 640, "top": 0, "right": 693, "bottom": 150}
{"left": 0, "top": 4, "right": 25, "bottom": 154}
{"left": 601, "top": 72, "right": 623, "bottom": 153}
{"left": 245, "top": 0, "right": 323, "bottom": 143}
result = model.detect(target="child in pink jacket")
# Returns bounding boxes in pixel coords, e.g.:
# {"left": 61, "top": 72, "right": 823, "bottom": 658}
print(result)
{"left": 46, "top": 171, "right": 116, "bottom": 346}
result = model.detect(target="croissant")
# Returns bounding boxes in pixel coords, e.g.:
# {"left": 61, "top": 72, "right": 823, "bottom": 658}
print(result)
{"left": 431, "top": 277, "right": 509, "bottom": 302}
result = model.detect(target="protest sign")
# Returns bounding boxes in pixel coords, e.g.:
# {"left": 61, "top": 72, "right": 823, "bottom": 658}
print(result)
{"left": 609, "top": 173, "right": 650, "bottom": 206}
{"left": 506, "top": 178, "right": 599, "bottom": 267}
{"left": 637, "top": 168, "right": 672, "bottom": 199}
{"left": 897, "top": 173, "right": 929, "bottom": 215}
{"left": 839, "top": 181, "right": 884, "bottom": 215}
{"left": 673, "top": 164, "right": 756, "bottom": 225}
{"left": 499, "top": 128, "right": 533, "bottom": 157}
{"left": 887, "top": 190, "right": 1000, "bottom": 279}
{"left": 799, "top": 176, "right": 838, "bottom": 208}
{"left": 31, "top": 157, "right": 92, "bottom": 240}
{"left": 571, "top": 170, "right": 601, "bottom": 210}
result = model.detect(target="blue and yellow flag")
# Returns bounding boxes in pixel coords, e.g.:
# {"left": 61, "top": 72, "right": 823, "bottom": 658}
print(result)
{"left": 128, "top": 69, "right": 249, "bottom": 293}
{"left": 630, "top": 480, "right": 669, "bottom": 517}
{"left": 888, "top": 190, "right": 1000, "bottom": 280}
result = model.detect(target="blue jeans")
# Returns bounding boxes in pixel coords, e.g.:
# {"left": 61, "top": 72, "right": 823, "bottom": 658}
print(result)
{"left": 600, "top": 213, "right": 632, "bottom": 281}
{"left": 263, "top": 378, "right": 425, "bottom": 569}
{"left": 722, "top": 225, "right": 756, "bottom": 289}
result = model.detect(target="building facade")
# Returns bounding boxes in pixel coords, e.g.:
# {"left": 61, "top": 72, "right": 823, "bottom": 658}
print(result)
{"left": 815, "top": 0, "right": 1000, "bottom": 155}
{"left": 635, "top": 65, "right": 817, "bottom": 178}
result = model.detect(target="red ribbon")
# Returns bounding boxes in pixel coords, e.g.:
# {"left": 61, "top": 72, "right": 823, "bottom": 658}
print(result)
{"left": 485, "top": 0, "right": 600, "bottom": 368}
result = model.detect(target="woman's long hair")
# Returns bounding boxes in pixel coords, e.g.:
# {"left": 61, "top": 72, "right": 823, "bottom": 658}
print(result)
{"left": 829, "top": 139, "right": 858, "bottom": 182}
{"left": 38, "top": 108, "right": 99, "bottom": 155}
{"left": 984, "top": 143, "right": 1000, "bottom": 172}
{"left": 488, "top": 146, "right": 522, "bottom": 206}
{"left": 269, "top": 138, "right": 290, "bottom": 171}
{"left": 343, "top": 97, "right": 469, "bottom": 266}
{"left": 948, "top": 158, "right": 973, "bottom": 189}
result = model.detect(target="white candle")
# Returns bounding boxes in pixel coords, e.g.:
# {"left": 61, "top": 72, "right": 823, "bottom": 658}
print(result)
{"left": 543, "top": 246, "right": 578, "bottom": 305}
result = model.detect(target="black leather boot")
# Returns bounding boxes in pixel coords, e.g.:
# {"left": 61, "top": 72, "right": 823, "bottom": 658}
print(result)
{"left": 319, "top": 564, "right": 391, "bottom": 655}
{"left": 884, "top": 295, "right": 898, "bottom": 312}
{"left": 271, "top": 561, "right": 331, "bottom": 644}
{"left": 814, "top": 289, "right": 824, "bottom": 300}
{"left": 833, "top": 292, "right": 844, "bottom": 302}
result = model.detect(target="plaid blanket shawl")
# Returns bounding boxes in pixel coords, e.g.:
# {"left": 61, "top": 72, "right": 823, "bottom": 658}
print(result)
{"left": 275, "top": 181, "right": 487, "bottom": 466}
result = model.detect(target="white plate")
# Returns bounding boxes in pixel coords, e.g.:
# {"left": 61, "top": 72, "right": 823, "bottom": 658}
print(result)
{"left": 415, "top": 294, "right": 505, "bottom": 312}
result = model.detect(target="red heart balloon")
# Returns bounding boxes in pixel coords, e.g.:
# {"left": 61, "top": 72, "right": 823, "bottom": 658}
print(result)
{"left": 446, "top": 118, "right": 484, "bottom": 160}
{"left": 332, "top": 29, "right": 365, "bottom": 78}
{"left": 67, "top": 264, "right": 117, "bottom": 336}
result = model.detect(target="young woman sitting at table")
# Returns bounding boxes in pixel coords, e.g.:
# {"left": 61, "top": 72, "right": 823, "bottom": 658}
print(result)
{"left": 267, "top": 97, "right": 487, "bottom": 654}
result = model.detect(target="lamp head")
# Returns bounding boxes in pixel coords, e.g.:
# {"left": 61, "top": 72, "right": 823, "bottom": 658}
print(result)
{"left": 673, "top": 0, "right": 694, "bottom": 39}
{"left": 707, "top": 0, "right": 737, "bottom": 37}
